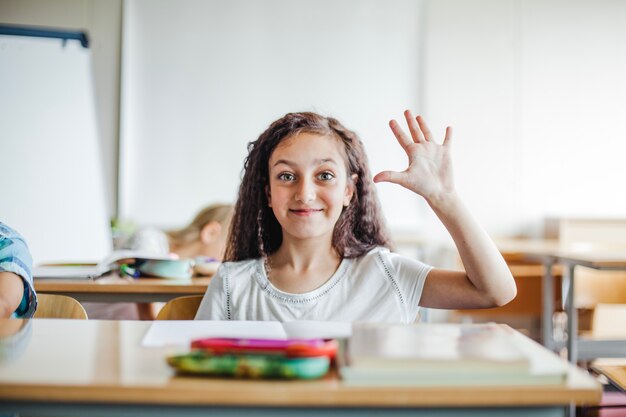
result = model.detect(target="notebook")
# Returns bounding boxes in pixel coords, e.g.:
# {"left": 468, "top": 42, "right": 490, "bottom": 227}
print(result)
{"left": 337, "top": 322, "right": 568, "bottom": 386}
{"left": 33, "top": 250, "right": 175, "bottom": 280}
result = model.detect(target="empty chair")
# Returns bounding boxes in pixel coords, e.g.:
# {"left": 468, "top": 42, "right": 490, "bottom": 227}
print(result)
{"left": 34, "top": 294, "right": 88, "bottom": 319}
{"left": 591, "top": 303, "right": 626, "bottom": 339}
{"left": 559, "top": 218, "right": 626, "bottom": 333}
{"left": 156, "top": 295, "right": 203, "bottom": 320}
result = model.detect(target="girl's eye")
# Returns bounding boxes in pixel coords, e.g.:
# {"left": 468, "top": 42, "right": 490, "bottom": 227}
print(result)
{"left": 278, "top": 173, "right": 295, "bottom": 181}
{"left": 318, "top": 172, "right": 335, "bottom": 181}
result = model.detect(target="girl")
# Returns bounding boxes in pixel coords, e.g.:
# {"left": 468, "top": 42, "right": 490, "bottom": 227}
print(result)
{"left": 195, "top": 111, "right": 516, "bottom": 323}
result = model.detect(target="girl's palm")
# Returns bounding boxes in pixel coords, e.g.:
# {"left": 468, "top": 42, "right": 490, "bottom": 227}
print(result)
{"left": 374, "top": 111, "right": 454, "bottom": 202}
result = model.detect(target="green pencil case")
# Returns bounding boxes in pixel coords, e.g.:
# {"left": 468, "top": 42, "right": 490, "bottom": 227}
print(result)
{"left": 167, "top": 351, "right": 330, "bottom": 380}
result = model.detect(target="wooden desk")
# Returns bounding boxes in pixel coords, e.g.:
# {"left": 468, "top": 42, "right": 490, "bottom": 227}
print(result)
{"left": 592, "top": 364, "right": 626, "bottom": 393}
{"left": 458, "top": 264, "right": 563, "bottom": 315}
{"left": 0, "top": 319, "right": 601, "bottom": 417}
{"left": 34, "top": 275, "right": 211, "bottom": 303}
{"left": 496, "top": 238, "right": 561, "bottom": 264}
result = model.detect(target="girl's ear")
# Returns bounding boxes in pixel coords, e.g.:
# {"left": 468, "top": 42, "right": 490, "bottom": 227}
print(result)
{"left": 344, "top": 174, "right": 358, "bottom": 206}
{"left": 265, "top": 185, "right": 272, "bottom": 207}
{"left": 200, "top": 221, "right": 222, "bottom": 244}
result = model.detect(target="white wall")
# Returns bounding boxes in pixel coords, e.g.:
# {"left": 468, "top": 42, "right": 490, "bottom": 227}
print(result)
{"left": 123, "top": 0, "right": 626, "bottom": 246}
{"left": 519, "top": 0, "right": 626, "bottom": 225}
{"left": 423, "top": 0, "right": 626, "bottom": 243}
{"left": 120, "top": 0, "right": 425, "bottom": 231}
{"left": 2, "top": 0, "right": 625, "bottom": 262}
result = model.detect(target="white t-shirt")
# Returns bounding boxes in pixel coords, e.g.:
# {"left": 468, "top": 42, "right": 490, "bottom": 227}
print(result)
{"left": 195, "top": 247, "right": 432, "bottom": 324}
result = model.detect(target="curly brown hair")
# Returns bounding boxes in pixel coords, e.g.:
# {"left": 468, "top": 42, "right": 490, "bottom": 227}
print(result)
{"left": 224, "top": 112, "right": 391, "bottom": 261}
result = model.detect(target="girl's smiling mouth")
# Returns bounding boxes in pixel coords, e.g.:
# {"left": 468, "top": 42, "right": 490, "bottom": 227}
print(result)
{"left": 289, "top": 208, "right": 323, "bottom": 216}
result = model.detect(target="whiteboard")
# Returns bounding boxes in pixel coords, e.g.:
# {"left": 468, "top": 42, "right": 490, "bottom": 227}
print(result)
{"left": 0, "top": 35, "right": 112, "bottom": 263}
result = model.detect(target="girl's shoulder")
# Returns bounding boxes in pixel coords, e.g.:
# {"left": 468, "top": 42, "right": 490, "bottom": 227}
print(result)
{"left": 350, "top": 246, "right": 392, "bottom": 272}
{"left": 354, "top": 246, "right": 432, "bottom": 274}
{"left": 217, "top": 257, "right": 263, "bottom": 278}
{"left": 355, "top": 246, "right": 391, "bottom": 263}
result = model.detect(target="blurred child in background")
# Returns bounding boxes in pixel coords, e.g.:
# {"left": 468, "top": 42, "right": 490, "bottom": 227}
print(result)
{"left": 85, "top": 203, "right": 233, "bottom": 320}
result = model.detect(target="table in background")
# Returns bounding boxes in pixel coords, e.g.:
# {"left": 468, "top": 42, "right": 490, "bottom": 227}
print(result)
{"left": 454, "top": 263, "right": 563, "bottom": 340}
{"left": 448, "top": 239, "right": 562, "bottom": 342}
{"left": 522, "top": 249, "right": 626, "bottom": 362}
{"left": 0, "top": 319, "right": 601, "bottom": 417}
{"left": 34, "top": 275, "right": 211, "bottom": 303}
{"left": 592, "top": 362, "right": 626, "bottom": 393}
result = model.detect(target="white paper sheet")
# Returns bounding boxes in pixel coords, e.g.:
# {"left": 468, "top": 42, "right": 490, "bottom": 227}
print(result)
{"left": 282, "top": 321, "right": 353, "bottom": 340}
{"left": 141, "top": 320, "right": 352, "bottom": 347}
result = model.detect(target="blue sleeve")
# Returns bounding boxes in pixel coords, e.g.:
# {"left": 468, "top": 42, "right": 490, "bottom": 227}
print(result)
{"left": 0, "top": 222, "right": 38, "bottom": 318}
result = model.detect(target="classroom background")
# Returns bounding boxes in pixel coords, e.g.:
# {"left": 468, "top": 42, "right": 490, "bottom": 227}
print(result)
{"left": 1, "top": 0, "right": 625, "bottom": 266}
{"left": 2, "top": 2, "right": 626, "bottom": 414}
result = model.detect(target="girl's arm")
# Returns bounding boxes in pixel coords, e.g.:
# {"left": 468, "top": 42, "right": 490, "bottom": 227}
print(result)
{"left": 0, "top": 272, "right": 25, "bottom": 318}
{"left": 373, "top": 110, "right": 516, "bottom": 309}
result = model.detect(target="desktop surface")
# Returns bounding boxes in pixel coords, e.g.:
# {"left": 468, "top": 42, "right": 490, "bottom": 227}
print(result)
{"left": 33, "top": 275, "right": 212, "bottom": 303}
{"left": 0, "top": 319, "right": 601, "bottom": 414}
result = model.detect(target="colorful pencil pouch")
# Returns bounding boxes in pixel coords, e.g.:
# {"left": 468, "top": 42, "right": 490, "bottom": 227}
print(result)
{"left": 167, "top": 351, "right": 331, "bottom": 379}
{"left": 190, "top": 338, "right": 338, "bottom": 358}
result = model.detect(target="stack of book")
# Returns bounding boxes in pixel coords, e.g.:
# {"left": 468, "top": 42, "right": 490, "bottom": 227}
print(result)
{"left": 337, "top": 323, "right": 568, "bottom": 386}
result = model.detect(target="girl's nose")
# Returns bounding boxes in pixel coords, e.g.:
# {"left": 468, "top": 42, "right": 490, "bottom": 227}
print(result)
{"left": 295, "top": 179, "right": 316, "bottom": 203}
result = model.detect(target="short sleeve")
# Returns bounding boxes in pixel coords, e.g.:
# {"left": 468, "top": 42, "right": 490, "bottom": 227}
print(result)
{"left": 382, "top": 251, "right": 432, "bottom": 322}
{"left": 194, "top": 263, "right": 228, "bottom": 320}
{"left": 0, "top": 223, "right": 38, "bottom": 318}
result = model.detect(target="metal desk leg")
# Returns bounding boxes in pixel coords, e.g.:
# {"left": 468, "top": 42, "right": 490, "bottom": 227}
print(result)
{"left": 542, "top": 258, "right": 555, "bottom": 349}
{"left": 564, "top": 263, "right": 577, "bottom": 363}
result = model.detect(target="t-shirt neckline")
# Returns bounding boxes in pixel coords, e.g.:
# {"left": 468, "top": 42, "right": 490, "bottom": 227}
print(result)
{"left": 253, "top": 257, "right": 352, "bottom": 303}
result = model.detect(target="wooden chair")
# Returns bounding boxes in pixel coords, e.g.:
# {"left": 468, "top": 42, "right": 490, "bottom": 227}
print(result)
{"left": 34, "top": 294, "right": 88, "bottom": 319}
{"left": 591, "top": 303, "right": 626, "bottom": 339}
{"left": 156, "top": 295, "right": 203, "bottom": 320}
{"left": 559, "top": 218, "right": 626, "bottom": 333}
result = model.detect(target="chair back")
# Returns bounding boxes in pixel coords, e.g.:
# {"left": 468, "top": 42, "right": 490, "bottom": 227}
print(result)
{"left": 34, "top": 294, "right": 88, "bottom": 319}
{"left": 156, "top": 295, "right": 203, "bottom": 320}
{"left": 558, "top": 218, "right": 626, "bottom": 309}
{"left": 591, "top": 304, "right": 626, "bottom": 339}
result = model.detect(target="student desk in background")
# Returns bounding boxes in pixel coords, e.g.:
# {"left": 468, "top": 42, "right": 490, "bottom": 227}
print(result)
{"left": 529, "top": 251, "right": 626, "bottom": 363}
{"left": 34, "top": 275, "right": 212, "bottom": 303}
{"left": 454, "top": 263, "right": 563, "bottom": 339}
{"left": 592, "top": 363, "right": 626, "bottom": 393}
{"left": 452, "top": 239, "right": 563, "bottom": 343}
{"left": 0, "top": 319, "right": 601, "bottom": 417}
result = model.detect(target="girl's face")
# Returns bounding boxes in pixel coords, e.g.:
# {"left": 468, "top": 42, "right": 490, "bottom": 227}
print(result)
{"left": 267, "top": 133, "right": 355, "bottom": 244}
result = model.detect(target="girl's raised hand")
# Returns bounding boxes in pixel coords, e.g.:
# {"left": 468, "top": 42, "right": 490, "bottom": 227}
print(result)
{"left": 373, "top": 110, "right": 455, "bottom": 205}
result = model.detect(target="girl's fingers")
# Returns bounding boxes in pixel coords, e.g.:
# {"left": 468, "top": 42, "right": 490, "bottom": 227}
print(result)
{"left": 373, "top": 170, "right": 405, "bottom": 185}
{"left": 404, "top": 109, "right": 425, "bottom": 143}
{"left": 389, "top": 119, "right": 413, "bottom": 151}
{"left": 442, "top": 126, "right": 453, "bottom": 146}
{"left": 416, "top": 115, "right": 433, "bottom": 141}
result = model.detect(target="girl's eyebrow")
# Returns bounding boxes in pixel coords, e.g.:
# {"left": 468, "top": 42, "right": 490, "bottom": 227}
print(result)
{"left": 272, "top": 158, "right": 339, "bottom": 168}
